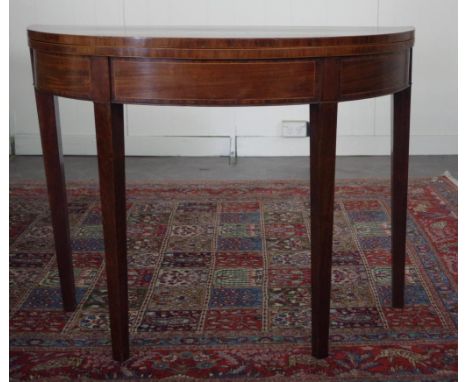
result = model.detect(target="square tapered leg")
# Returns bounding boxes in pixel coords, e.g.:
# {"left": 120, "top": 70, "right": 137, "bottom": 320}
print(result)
{"left": 391, "top": 87, "right": 412, "bottom": 308}
{"left": 94, "top": 102, "right": 129, "bottom": 362}
{"left": 35, "top": 90, "right": 76, "bottom": 312}
{"left": 309, "top": 102, "right": 338, "bottom": 358}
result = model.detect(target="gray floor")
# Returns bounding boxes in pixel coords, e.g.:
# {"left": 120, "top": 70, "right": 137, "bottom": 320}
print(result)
{"left": 9, "top": 155, "right": 457, "bottom": 181}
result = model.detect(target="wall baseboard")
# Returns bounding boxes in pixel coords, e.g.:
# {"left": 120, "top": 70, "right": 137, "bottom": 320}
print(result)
{"left": 14, "top": 134, "right": 458, "bottom": 156}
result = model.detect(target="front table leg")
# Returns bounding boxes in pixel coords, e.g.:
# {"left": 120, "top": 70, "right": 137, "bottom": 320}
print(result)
{"left": 309, "top": 103, "right": 338, "bottom": 358}
{"left": 94, "top": 102, "right": 129, "bottom": 362}
{"left": 35, "top": 90, "right": 76, "bottom": 312}
{"left": 391, "top": 87, "right": 411, "bottom": 308}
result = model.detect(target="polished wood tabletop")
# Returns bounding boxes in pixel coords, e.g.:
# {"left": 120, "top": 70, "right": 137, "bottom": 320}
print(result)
{"left": 28, "top": 25, "right": 414, "bottom": 362}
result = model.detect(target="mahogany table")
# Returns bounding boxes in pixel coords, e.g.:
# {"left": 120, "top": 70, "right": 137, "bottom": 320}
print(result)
{"left": 27, "top": 25, "right": 414, "bottom": 362}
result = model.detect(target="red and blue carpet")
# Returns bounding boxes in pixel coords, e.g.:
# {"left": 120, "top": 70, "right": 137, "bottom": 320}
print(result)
{"left": 10, "top": 176, "right": 457, "bottom": 380}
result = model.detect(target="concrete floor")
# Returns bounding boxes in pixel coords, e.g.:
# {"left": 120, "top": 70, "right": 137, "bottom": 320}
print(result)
{"left": 9, "top": 155, "right": 457, "bottom": 181}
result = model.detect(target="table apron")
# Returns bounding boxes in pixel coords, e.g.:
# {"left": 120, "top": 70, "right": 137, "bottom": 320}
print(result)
{"left": 31, "top": 50, "right": 411, "bottom": 105}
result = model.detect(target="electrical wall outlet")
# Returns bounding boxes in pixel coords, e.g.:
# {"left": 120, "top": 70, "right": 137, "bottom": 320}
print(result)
{"left": 281, "top": 120, "right": 308, "bottom": 137}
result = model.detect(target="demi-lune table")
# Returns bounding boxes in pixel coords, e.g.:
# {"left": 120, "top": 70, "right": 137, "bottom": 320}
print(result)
{"left": 27, "top": 25, "right": 414, "bottom": 362}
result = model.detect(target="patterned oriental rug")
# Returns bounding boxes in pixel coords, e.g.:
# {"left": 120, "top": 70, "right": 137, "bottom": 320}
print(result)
{"left": 9, "top": 176, "right": 457, "bottom": 381}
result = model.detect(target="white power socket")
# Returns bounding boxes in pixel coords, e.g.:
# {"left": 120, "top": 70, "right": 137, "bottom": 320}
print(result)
{"left": 281, "top": 120, "right": 308, "bottom": 137}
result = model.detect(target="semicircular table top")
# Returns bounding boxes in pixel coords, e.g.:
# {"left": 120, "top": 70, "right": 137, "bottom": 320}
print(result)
{"left": 28, "top": 25, "right": 415, "bottom": 59}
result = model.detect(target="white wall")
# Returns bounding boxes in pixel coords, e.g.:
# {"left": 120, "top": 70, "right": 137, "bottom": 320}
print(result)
{"left": 10, "top": 0, "right": 457, "bottom": 156}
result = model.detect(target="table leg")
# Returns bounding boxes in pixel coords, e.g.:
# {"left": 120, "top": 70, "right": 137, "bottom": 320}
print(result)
{"left": 94, "top": 102, "right": 129, "bottom": 362}
{"left": 391, "top": 87, "right": 411, "bottom": 308}
{"left": 309, "top": 102, "right": 338, "bottom": 358}
{"left": 35, "top": 90, "right": 76, "bottom": 312}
